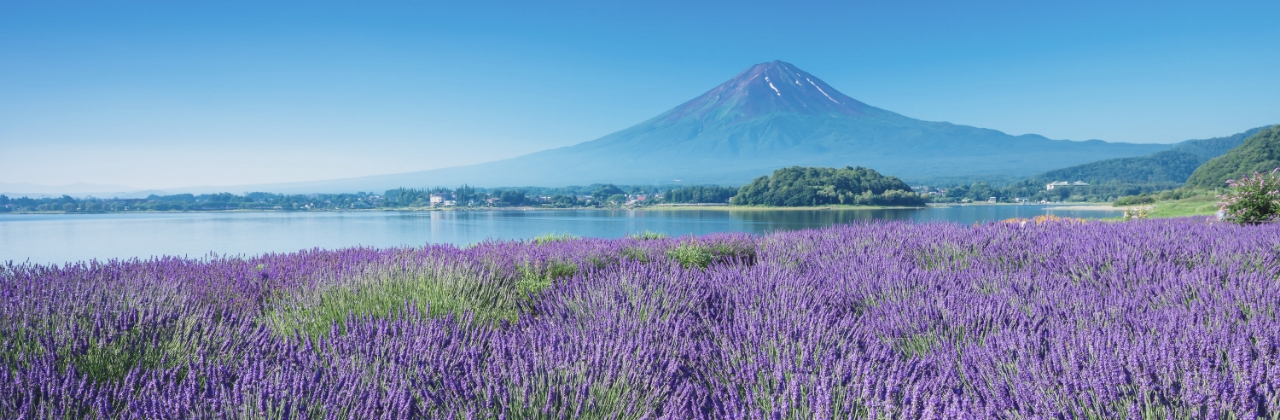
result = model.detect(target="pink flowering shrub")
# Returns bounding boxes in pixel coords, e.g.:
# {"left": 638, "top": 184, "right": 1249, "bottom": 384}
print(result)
{"left": 1219, "top": 168, "right": 1280, "bottom": 224}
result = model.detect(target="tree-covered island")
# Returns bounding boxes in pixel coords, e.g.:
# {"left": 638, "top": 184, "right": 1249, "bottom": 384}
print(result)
{"left": 732, "top": 166, "right": 927, "bottom": 207}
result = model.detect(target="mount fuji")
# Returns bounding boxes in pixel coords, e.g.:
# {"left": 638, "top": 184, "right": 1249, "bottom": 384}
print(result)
{"left": 248, "top": 61, "right": 1170, "bottom": 192}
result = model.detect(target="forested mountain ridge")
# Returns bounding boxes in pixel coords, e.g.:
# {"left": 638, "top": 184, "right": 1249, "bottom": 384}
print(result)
{"left": 1021, "top": 126, "right": 1270, "bottom": 185}
{"left": 1186, "top": 125, "right": 1280, "bottom": 188}
{"left": 1173, "top": 126, "right": 1270, "bottom": 160}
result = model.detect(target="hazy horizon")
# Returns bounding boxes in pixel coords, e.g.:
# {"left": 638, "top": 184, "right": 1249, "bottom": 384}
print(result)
{"left": 3, "top": 1, "right": 1279, "bottom": 191}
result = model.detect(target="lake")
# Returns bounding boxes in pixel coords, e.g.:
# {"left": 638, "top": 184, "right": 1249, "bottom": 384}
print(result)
{"left": 1, "top": 205, "right": 1122, "bottom": 265}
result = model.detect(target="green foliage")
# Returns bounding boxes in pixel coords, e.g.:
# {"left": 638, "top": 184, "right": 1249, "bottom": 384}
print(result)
{"left": 667, "top": 244, "right": 715, "bottom": 269}
{"left": 733, "top": 166, "right": 925, "bottom": 207}
{"left": 1121, "top": 207, "right": 1151, "bottom": 221}
{"left": 533, "top": 233, "right": 577, "bottom": 245}
{"left": 606, "top": 194, "right": 629, "bottom": 205}
{"left": 591, "top": 184, "right": 626, "bottom": 203}
{"left": 1114, "top": 195, "right": 1156, "bottom": 206}
{"left": 1044, "top": 150, "right": 1204, "bottom": 183}
{"left": 895, "top": 333, "right": 938, "bottom": 359}
{"left": 1110, "top": 188, "right": 1222, "bottom": 218}
{"left": 916, "top": 244, "right": 976, "bottom": 271}
{"left": 1218, "top": 169, "right": 1280, "bottom": 224}
{"left": 516, "top": 260, "right": 578, "bottom": 296}
{"left": 1147, "top": 198, "right": 1220, "bottom": 218}
{"left": 497, "top": 190, "right": 528, "bottom": 206}
{"left": 264, "top": 258, "right": 581, "bottom": 339}
{"left": 955, "top": 126, "right": 1274, "bottom": 204}
{"left": 627, "top": 231, "right": 668, "bottom": 240}
{"left": 70, "top": 325, "right": 195, "bottom": 383}
{"left": 1173, "top": 126, "right": 1270, "bottom": 160}
{"left": 265, "top": 268, "right": 531, "bottom": 339}
{"left": 620, "top": 247, "right": 654, "bottom": 262}
{"left": 664, "top": 186, "right": 737, "bottom": 204}
{"left": 1187, "top": 125, "right": 1280, "bottom": 188}
{"left": 666, "top": 242, "right": 756, "bottom": 269}
{"left": 546, "top": 194, "right": 582, "bottom": 207}
{"left": 1022, "top": 126, "right": 1270, "bottom": 189}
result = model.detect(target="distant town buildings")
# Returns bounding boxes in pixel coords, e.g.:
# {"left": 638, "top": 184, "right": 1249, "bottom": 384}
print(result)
{"left": 1045, "top": 181, "right": 1089, "bottom": 191}
{"left": 427, "top": 194, "right": 458, "bottom": 207}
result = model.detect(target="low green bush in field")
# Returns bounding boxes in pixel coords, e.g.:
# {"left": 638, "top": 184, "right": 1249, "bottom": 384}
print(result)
{"left": 628, "top": 231, "right": 668, "bottom": 240}
{"left": 266, "top": 271, "right": 520, "bottom": 339}
{"left": 533, "top": 233, "right": 577, "bottom": 245}
{"left": 667, "top": 242, "right": 756, "bottom": 269}
{"left": 620, "top": 247, "right": 655, "bottom": 262}
{"left": 517, "top": 260, "right": 578, "bottom": 296}
{"left": 1113, "top": 195, "right": 1156, "bottom": 206}
{"left": 1219, "top": 169, "right": 1280, "bottom": 224}
{"left": 72, "top": 325, "right": 193, "bottom": 383}
{"left": 667, "top": 244, "right": 715, "bottom": 269}
{"left": 264, "top": 258, "right": 584, "bottom": 339}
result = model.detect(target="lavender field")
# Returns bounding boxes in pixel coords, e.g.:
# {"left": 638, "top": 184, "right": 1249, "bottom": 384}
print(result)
{"left": 3, "top": 218, "right": 1279, "bottom": 419}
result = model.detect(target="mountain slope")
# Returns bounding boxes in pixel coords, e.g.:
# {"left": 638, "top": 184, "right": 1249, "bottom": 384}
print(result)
{"left": 1186, "top": 125, "right": 1280, "bottom": 188}
{"left": 240, "top": 61, "right": 1171, "bottom": 193}
{"left": 1025, "top": 126, "right": 1270, "bottom": 185}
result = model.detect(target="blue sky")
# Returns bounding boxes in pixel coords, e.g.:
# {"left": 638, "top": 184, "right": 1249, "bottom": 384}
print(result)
{"left": 2, "top": 0, "right": 1278, "bottom": 190}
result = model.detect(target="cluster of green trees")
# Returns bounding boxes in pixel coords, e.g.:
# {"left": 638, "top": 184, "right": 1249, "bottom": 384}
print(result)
{"left": 663, "top": 186, "right": 737, "bottom": 204}
{"left": 733, "top": 166, "right": 926, "bottom": 207}
{"left": 384, "top": 186, "right": 484, "bottom": 206}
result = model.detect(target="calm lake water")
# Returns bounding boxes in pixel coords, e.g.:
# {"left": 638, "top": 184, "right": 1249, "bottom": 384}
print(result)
{"left": 1, "top": 205, "right": 1122, "bottom": 265}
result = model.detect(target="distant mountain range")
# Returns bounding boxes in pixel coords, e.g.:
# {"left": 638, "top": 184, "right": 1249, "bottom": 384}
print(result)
{"left": 1023, "top": 126, "right": 1271, "bottom": 186}
{"left": 0, "top": 182, "right": 152, "bottom": 198}
{"left": 236, "top": 61, "right": 1172, "bottom": 193}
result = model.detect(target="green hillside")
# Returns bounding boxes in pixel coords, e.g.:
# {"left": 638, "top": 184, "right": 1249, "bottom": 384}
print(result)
{"left": 1032, "top": 150, "right": 1198, "bottom": 185}
{"left": 1186, "top": 125, "right": 1280, "bottom": 188}
{"left": 1026, "top": 126, "right": 1268, "bottom": 186}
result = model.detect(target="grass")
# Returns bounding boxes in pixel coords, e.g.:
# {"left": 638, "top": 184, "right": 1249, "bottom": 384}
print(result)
{"left": 1112, "top": 188, "right": 1222, "bottom": 219}
{"left": 1146, "top": 197, "right": 1219, "bottom": 218}
{"left": 533, "top": 232, "right": 577, "bottom": 245}
{"left": 516, "top": 260, "right": 578, "bottom": 295}
{"left": 667, "top": 244, "right": 715, "bottom": 269}
{"left": 627, "top": 231, "right": 668, "bottom": 240}
{"left": 264, "top": 258, "right": 583, "bottom": 339}
{"left": 264, "top": 269, "right": 522, "bottom": 339}
{"left": 666, "top": 241, "right": 757, "bottom": 269}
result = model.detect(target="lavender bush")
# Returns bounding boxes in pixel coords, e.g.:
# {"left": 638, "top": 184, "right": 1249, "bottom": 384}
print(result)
{"left": 2, "top": 219, "right": 1279, "bottom": 418}
{"left": 1220, "top": 168, "right": 1280, "bottom": 224}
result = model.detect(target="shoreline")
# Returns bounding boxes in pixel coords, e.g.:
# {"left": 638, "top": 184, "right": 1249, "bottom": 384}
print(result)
{"left": 645, "top": 204, "right": 927, "bottom": 211}
{"left": 0, "top": 205, "right": 925, "bottom": 215}
{"left": 1040, "top": 205, "right": 1124, "bottom": 211}
{"left": 0, "top": 202, "right": 1131, "bottom": 216}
